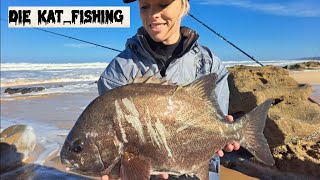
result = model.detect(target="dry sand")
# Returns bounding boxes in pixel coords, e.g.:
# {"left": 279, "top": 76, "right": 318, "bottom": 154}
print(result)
{"left": 220, "top": 166, "right": 258, "bottom": 180}
{"left": 289, "top": 70, "right": 320, "bottom": 84}
{"left": 289, "top": 70, "right": 320, "bottom": 105}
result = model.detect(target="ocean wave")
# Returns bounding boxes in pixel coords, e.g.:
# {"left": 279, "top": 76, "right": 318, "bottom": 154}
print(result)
{"left": 1, "top": 76, "right": 99, "bottom": 87}
{"left": 1, "top": 62, "right": 109, "bottom": 71}
{"left": 1, "top": 60, "right": 317, "bottom": 97}
{"left": 1, "top": 83, "right": 97, "bottom": 101}
{"left": 1, "top": 60, "right": 314, "bottom": 71}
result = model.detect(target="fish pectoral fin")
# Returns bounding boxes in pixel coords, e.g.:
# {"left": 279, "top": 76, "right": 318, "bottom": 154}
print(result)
{"left": 120, "top": 152, "right": 151, "bottom": 180}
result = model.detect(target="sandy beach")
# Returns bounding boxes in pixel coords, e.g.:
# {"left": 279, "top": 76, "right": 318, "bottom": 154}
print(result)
{"left": 289, "top": 70, "right": 320, "bottom": 104}
{"left": 1, "top": 68, "right": 319, "bottom": 179}
{"left": 289, "top": 71, "right": 320, "bottom": 84}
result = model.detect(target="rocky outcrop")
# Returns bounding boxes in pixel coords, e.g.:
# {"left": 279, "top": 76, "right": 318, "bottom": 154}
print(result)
{"left": 283, "top": 60, "right": 320, "bottom": 70}
{"left": 0, "top": 125, "right": 37, "bottom": 173}
{"left": 4, "top": 87, "right": 45, "bottom": 94}
{"left": 223, "top": 65, "right": 320, "bottom": 179}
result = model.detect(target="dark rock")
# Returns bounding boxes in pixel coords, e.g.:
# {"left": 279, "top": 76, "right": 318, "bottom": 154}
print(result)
{"left": 1, "top": 125, "right": 36, "bottom": 173}
{"left": 4, "top": 87, "right": 45, "bottom": 95}
{"left": 283, "top": 60, "right": 320, "bottom": 70}
{"left": 0, "top": 143, "right": 24, "bottom": 174}
{"left": 88, "top": 81, "right": 98, "bottom": 85}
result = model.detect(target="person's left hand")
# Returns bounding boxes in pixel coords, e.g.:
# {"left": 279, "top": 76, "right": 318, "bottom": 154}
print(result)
{"left": 216, "top": 115, "right": 240, "bottom": 157}
{"left": 101, "top": 176, "right": 117, "bottom": 180}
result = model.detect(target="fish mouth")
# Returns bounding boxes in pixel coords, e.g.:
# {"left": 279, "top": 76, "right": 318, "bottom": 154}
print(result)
{"left": 61, "top": 158, "right": 80, "bottom": 172}
{"left": 61, "top": 158, "right": 104, "bottom": 176}
{"left": 61, "top": 158, "right": 72, "bottom": 167}
{"left": 60, "top": 143, "right": 105, "bottom": 175}
{"left": 62, "top": 158, "right": 100, "bottom": 177}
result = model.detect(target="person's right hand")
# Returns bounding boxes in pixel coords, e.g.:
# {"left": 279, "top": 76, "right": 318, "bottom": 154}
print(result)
{"left": 158, "top": 174, "right": 169, "bottom": 179}
{"left": 216, "top": 115, "right": 240, "bottom": 157}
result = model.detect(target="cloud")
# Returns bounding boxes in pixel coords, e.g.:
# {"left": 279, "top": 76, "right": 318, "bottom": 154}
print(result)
{"left": 198, "top": 0, "right": 320, "bottom": 17}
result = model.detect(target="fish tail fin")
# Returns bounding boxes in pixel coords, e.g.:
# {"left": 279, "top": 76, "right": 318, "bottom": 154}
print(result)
{"left": 240, "top": 99, "right": 275, "bottom": 166}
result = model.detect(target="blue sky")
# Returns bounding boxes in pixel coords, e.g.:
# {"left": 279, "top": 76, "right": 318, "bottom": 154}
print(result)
{"left": 1, "top": 0, "right": 320, "bottom": 63}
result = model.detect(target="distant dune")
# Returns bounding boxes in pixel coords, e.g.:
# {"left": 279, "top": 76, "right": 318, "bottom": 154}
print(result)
{"left": 296, "top": 57, "right": 320, "bottom": 60}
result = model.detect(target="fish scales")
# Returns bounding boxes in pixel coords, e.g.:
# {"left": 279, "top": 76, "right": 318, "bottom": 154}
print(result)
{"left": 116, "top": 85, "right": 218, "bottom": 164}
{"left": 60, "top": 73, "right": 275, "bottom": 180}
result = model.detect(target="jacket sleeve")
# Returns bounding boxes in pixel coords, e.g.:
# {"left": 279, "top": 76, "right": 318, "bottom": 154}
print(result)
{"left": 210, "top": 53, "right": 230, "bottom": 116}
{"left": 97, "top": 57, "right": 129, "bottom": 96}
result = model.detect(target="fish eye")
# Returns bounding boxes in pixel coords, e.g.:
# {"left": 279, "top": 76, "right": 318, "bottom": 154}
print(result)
{"left": 72, "top": 139, "right": 84, "bottom": 153}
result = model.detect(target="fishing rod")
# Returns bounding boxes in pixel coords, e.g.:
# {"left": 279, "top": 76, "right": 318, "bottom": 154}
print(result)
{"left": 188, "top": 13, "right": 264, "bottom": 67}
{"left": 2, "top": 12, "right": 264, "bottom": 66}
{"left": 0, "top": 18, "right": 122, "bottom": 53}
{"left": 33, "top": 27, "right": 123, "bottom": 53}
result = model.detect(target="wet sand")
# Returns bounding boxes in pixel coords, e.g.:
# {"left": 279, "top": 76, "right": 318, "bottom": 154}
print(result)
{"left": 1, "top": 92, "right": 98, "bottom": 129}
{"left": 1, "top": 70, "right": 319, "bottom": 179}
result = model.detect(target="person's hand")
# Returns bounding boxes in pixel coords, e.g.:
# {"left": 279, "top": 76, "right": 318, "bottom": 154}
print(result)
{"left": 101, "top": 175, "right": 118, "bottom": 180}
{"left": 216, "top": 115, "right": 240, "bottom": 157}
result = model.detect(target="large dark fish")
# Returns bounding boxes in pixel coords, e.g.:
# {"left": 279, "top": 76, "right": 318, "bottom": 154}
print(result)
{"left": 60, "top": 73, "right": 275, "bottom": 180}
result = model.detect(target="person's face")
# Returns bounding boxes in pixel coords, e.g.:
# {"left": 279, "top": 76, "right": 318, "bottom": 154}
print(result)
{"left": 139, "top": 0, "right": 184, "bottom": 45}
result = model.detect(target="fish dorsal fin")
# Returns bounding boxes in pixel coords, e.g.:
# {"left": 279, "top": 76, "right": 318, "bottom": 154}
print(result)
{"left": 130, "top": 69, "right": 175, "bottom": 85}
{"left": 180, "top": 73, "right": 226, "bottom": 117}
{"left": 121, "top": 152, "right": 151, "bottom": 180}
{"left": 183, "top": 73, "right": 218, "bottom": 100}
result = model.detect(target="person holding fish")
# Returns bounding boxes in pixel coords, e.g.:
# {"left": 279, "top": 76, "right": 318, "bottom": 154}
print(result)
{"left": 60, "top": 0, "right": 274, "bottom": 178}
{"left": 98, "top": 0, "right": 240, "bottom": 179}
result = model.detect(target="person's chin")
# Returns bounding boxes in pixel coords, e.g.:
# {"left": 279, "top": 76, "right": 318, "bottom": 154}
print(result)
{"left": 149, "top": 33, "right": 165, "bottom": 43}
